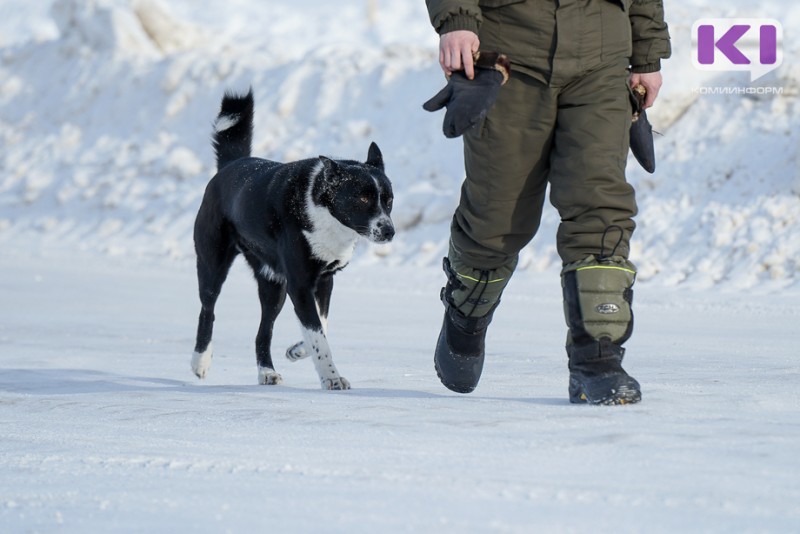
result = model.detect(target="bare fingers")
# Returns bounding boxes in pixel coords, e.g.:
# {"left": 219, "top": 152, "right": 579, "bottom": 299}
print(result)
{"left": 439, "top": 30, "right": 480, "bottom": 79}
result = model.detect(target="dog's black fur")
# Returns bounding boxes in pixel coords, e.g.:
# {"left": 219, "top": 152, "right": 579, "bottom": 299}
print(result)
{"left": 191, "top": 89, "right": 394, "bottom": 390}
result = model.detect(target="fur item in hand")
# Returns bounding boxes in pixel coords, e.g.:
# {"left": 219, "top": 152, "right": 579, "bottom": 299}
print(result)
{"left": 471, "top": 51, "right": 511, "bottom": 84}
{"left": 423, "top": 52, "right": 510, "bottom": 139}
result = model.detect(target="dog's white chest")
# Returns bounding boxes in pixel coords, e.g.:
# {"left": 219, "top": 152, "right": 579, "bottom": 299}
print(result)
{"left": 303, "top": 203, "right": 358, "bottom": 265}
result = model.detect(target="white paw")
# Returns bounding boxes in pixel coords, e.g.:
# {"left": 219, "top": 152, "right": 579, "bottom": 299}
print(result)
{"left": 191, "top": 344, "right": 213, "bottom": 379}
{"left": 285, "top": 341, "right": 309, "bottom": 362}
{"left": 321, "top": 377, "right": 350, "bottom": 390}
{"left": 258, "top": 367, "right": 283, "bottom": 385}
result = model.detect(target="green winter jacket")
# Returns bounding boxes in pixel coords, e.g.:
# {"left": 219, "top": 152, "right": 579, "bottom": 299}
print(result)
{"left": 426, "top": 0, "right": 671, "bottom": 81}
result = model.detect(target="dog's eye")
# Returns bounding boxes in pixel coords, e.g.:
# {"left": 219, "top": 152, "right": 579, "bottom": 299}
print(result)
{"left": 358, "top": 195, "right": 370, "bottom": 204}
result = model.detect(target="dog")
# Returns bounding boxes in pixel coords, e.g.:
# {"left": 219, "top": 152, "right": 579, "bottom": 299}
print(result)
{"left": 191, "top": 89, "right": 394, "bottom": 390}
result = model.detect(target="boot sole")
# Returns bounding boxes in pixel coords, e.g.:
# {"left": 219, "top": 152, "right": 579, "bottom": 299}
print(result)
{"left": 569, "top": 378, "right": 642, "bottom": 405}
{"left": 434, "top": 358, "right": 477, "bottom": 394}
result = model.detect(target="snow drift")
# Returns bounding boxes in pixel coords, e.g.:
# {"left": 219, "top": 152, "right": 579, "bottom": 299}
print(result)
{"left": 0, "top": 0, "right": 797, "bottom": 289}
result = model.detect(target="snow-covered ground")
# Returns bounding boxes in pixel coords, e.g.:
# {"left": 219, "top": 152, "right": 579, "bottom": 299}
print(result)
{"left": 2, "top": 254, "right": 799, "bottom": 532}
{"left": 1, "top": 0, "right": 799, "bottom": 531}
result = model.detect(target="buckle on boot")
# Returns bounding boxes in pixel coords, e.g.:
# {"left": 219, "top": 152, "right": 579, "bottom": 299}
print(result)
{"left": 442, "top": 257, "right": 466, "bottom": 288}
{"left": 440, "top": 257, "right": 467, "bottom": 308}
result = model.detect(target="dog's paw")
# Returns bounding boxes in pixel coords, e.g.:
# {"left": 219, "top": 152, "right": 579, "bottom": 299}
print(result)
{"left": 258, "top": 367, "right": 283, "bottom": 385}
{"left": 191, "top": 344, "right": 213, "bottom": 379}
{"left": 321, "top": 377, "right": 350, "bottom": 390}
{"left": 286, "top": 341, "right": 310, "bottom": 362}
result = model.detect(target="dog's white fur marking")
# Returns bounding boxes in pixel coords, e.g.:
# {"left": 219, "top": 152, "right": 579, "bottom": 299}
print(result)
{"left": 300, "top": 326, "right": 349, "bottom": 390}
{"left": 285, "top": 294, "right": 328, "bottom": 363}
{"left": 191, "top": 343, "right": 213, "bottom": 379}
{"left": 258, "top": 366, "right": 283, "bottom": 385}
{"left": 365, "top": 174, "right": 392, "bottom": 243}
{"left": 303, "top": 164, "right": 359, "bottom": 265}
{"left": 259, "top": 264, "right": 286, "bottom": 284}
{"left": 214, "top": 113, "right": 240, "bottom": 132}
{"left": 286, "top": 341, "right": 308, "bottom": 362}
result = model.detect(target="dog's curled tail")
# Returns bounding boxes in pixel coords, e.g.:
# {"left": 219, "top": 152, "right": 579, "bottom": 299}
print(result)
{"left": 212, "top": 89, "right": 254, "bottom": 171}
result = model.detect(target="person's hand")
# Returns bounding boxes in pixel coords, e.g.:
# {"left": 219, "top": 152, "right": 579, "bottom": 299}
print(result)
{"left": 630, "top": 71, "right": 662, "bottom": 109}
{"left": 439, "top": 30, "right": 480, "bottom": 79}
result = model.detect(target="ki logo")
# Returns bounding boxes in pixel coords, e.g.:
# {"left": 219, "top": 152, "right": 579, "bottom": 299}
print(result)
{"left": 692, "top": 19, "right": 783, "bottom": 82}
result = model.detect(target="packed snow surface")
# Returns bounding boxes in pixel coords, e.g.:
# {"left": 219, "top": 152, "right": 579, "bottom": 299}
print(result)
{"left": 1, "top": 0, "right": 798, "bottom": 531}
{"left": 2, "top": 256, "right": 799, "bottom": 532}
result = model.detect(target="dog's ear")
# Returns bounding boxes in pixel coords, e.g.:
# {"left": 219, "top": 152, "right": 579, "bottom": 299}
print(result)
{"left": 366, "top": 142, "right": 384, "bottom": 171}
{"left": 319, "top": 156, "right": 340, "bottom": 174}
{"left": 319, "top": 156, "right": 343, "bottom": 186}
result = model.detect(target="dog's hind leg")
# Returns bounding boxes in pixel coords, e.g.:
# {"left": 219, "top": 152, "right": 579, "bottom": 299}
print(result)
{"left": 253, "top": 271, "right": 288, "bottom": 385}
{"left": 285, "top": 273, "right": 333, "bottom": 361}
{"left": 192, "top": 226, "right": 238, "bottom": 379}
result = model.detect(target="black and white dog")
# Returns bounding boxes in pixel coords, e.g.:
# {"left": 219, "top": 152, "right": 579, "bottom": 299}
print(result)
{"left": 191, "top": 89, "right": 394, "bottom": 390}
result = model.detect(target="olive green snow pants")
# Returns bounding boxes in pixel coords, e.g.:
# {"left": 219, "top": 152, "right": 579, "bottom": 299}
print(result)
{"left": 449, "top": 56, "right": 636, "bottom": 280}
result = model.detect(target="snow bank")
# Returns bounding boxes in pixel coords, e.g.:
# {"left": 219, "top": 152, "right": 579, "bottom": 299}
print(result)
{"left": 0, "top": 0, "right": 797, "bottom": 289}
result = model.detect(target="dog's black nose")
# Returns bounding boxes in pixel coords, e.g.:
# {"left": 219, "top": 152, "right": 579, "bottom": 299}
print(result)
{"left": 378, "top": 221, "right": 395, "bottom": 241}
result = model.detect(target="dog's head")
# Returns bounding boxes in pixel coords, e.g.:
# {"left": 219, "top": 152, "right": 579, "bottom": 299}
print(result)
{"left": 316, "top": 142, "right": 394, "bottom": 243}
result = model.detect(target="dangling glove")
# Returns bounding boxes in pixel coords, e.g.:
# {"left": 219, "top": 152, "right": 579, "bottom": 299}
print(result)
{"left": 423, "top": 52, "right": 511, "bottom": 139}
{"left": 629, "top": 84, "right": 656, "bottom": 173}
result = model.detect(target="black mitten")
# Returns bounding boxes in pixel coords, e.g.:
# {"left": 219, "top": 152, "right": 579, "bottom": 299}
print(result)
{"left": 423, "top": 52, "right": 510, "bottom": 138}
{"left": 629, "top": 84, "right": 656, "bottom": 173}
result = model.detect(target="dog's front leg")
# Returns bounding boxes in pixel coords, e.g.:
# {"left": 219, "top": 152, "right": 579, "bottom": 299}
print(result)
{"left": 285, "top": 274, "right": 333, "bottom": 361}
{"left": 289, "top": 288, "right": 350, "bottom": 390}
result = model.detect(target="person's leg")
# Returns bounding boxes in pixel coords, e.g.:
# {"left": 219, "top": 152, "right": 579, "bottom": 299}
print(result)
{"left": 448, "top": 71, "right": 560, "bottom": 312}
{"left": 550, "top": 58, "right": 636, "bottom": 264}
{"left": 548, "top": 58, "right": 642, "bottom": 404}
{"left": 435, "top": 71, "right": 557, "bottom": 393}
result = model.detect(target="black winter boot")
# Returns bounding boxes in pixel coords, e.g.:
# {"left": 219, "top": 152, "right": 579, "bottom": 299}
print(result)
{"left": 567, "top": 338, "right": 641, "bottom": 405}
{"left": 434, "top": 258, "right": 499, "bottom": 393}
{"left": 434, "top": 298, "right": 496, "bottom": 393}
{"left": 562, "top": 255, "right": 641, "bottom": 405}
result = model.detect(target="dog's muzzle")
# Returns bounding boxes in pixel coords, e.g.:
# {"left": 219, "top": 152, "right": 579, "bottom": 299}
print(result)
{"left": 372, "top": 217, "right": 395, "bottom": 243}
